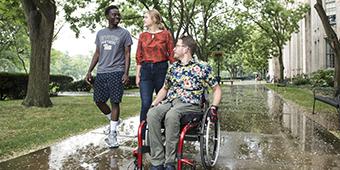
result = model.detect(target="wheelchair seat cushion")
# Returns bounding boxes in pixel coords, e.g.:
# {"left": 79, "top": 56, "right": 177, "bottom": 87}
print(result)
{"left": 180, "top": 112, "right": 204, "bottom": 125}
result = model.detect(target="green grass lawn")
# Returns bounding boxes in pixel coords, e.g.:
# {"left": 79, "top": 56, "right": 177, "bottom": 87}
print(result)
{"left": 265, "top": 84, "right": 336, "bottom": 113}
{"left": 0, "top": 95, "right": 140, "bottom": 160}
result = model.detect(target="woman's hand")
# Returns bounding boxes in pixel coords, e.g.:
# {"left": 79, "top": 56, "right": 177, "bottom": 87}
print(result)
{"left": 136, "top": 75, "right": 140, "bottom": 87}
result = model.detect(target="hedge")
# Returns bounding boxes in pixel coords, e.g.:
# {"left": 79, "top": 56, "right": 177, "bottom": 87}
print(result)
{"left": 0, "top": 73, "right": 137, "bottom": 100}
{"left": 0, "top": 72, "right": 73, "bottom": 100}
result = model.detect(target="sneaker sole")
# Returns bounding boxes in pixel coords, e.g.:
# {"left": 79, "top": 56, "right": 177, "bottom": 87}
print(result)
{"left": 104, "top": 138, "right": 119, "bottom": 149}
{"left": 109, "top": 145, "right": 119, "bottom": 149}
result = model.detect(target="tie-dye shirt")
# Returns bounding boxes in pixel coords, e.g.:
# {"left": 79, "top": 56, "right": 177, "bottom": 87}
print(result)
{"left": 163, "top": 58, "right": 218, "bottom": 105}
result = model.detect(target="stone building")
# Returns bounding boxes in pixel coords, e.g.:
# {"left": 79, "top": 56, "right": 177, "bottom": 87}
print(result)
{"left": 268, "top": 0, "right": 340, "bottom": 80}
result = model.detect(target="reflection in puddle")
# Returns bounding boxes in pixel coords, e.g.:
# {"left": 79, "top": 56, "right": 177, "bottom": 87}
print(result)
{"left": 267, "top": 90, "right": 340, "bottom": 154}
{"left": 1, "top": 85, "right": 340, "bottom": 170}
{"left": 0, "top": 116, "right": 140, "bottom": 170}
{"left": 218, "top": 85, "right": 340, "bottom": 169}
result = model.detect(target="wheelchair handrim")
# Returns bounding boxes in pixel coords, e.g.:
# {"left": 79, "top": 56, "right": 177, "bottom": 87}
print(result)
{"left": 200, "top": 114, "right": 221, "bottom": 168}
{"left": 205, "top": 119, "right": 220, "bottom": 166}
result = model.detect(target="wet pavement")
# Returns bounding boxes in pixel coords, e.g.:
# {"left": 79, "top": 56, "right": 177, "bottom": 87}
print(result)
{"left": 1, "top": 84, "right": 340, "bottom": 170}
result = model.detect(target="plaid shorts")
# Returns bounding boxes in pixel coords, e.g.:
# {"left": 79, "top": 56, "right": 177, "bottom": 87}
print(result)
{"left": 93, "top": 71, "right": 124, "bottom": 104}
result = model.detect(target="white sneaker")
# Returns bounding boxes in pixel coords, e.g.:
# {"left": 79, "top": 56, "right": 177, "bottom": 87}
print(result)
{"left": 105, "top": 131, "right": 119, "bottom": 148}
{"left": 103, "top": 119, "right": 121, "bottom": 135}
{"left": 103, "top": 125, "right": 110, "bottom": 135}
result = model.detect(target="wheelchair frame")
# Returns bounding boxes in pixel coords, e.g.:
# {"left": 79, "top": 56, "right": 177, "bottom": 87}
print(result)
{"left": 132, "top": 102, "right": 221, "bottom": 170}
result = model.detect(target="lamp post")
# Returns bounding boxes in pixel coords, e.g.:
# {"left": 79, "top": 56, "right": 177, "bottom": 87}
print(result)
{"left": 215, "top": 43, "right": 222, "bottom": 84}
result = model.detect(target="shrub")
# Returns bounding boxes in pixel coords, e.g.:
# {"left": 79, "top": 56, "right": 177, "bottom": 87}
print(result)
{"left": 310, "top": 69, "right": 334, "bottom": 87}
{"left": 292, "top": 74, "right": 310, "bottom": 86}
{"left": 0, "top": 72, "right": 27, "bottom": 100}
{"left": 64, "top": 79, "right": 92, "bottom": 92}
{"left": 0, "top": 73, "right": 138, "bottom": 100}
{"left": 50, "top": 75, "right": 74, "bottom": 90}
{"left": 0, "top": 72, "right": 73, "bottom": 100}
{"left": 62, "top": 75, "right": 137, "bottom": 92}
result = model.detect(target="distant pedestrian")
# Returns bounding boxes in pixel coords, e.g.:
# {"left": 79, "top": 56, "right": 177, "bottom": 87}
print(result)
{"left": 255, "top": 74, "right": 261, "bottom": 81}
{"left": 85, "top": 5, "right": 133, "bottom": 148}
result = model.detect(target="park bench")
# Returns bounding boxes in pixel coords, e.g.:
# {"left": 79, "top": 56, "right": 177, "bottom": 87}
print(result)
{"left": 220, "top": 79, "right": 233, "bottom": 85}
{"left": 312, "top": 87, "right": 340, "bottom": 129}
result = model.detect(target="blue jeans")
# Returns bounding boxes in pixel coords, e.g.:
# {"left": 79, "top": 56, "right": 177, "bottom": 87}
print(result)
{"left": 139, "top": 61, "right": 168, "bottom": 123}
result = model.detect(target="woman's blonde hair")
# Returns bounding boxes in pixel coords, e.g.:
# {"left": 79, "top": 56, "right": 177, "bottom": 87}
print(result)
{"left": 147, "top": 9, "right": 165, "bottom": 30}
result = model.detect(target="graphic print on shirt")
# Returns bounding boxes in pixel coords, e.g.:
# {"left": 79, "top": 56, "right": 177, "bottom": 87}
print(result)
{"left": 99, "top": 35, "right": 120, "bottom": 51}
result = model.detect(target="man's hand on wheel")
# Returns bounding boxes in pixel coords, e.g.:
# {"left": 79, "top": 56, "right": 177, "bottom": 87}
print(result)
{"left": 209, "top": 105, "right": 218, "bottom": 123}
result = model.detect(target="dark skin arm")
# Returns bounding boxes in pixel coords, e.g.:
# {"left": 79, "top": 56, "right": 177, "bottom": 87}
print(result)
{"left": 85, "top": 46, "right": 99, "bottom": 84}
{"left": 122, "top": 45, "right": 131, "bottom": 84}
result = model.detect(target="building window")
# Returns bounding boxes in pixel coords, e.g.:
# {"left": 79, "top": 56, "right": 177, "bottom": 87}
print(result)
{"left": 325, "top": 40, "right": 335, "bottom": 68}
{"left": 325, "top": 0, "right": 336, "bottom": 15}
{"left": 325, "top": 0, "right": 336, "bottom": 68}
{"left": 325, "top": 0, "right": 336, "bottom": 27}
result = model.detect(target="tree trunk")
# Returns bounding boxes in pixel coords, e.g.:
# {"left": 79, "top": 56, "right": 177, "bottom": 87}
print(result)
{"left": 21, "top": 0, "right": 56, "bottom": 107}
{"left": 335, "top": 53, "right": 340, "bottom": 93}
{"left": 314, "top": 0, "right": 340, "bottom": 91}
{"left": 278, "top": 48, "right": 285, "bottom": 82}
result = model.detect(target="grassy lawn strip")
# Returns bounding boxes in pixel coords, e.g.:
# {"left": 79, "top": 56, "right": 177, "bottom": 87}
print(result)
{"left": 266, "top": 84, "right": 337, "bottom": 115}
{"left": 0, "top": 95, "right": 140, "bottom": 160}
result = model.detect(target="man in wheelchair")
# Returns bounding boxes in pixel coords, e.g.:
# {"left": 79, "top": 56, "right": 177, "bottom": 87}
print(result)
{"left": 146, "top": 35, "right": 222, "bottom": 170}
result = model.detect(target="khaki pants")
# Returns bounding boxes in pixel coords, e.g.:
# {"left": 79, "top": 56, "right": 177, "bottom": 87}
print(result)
{"left": 146, "top": 99, "right": 201, "bottom": 166}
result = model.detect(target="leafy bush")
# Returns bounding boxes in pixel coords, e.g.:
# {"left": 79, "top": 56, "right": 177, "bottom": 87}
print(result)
{"left": 0, "top": 72, "right": 27, "bottom": 100}
{"left": 0, "top": 72, "right": 137, "bottom": 100}
{"left": 310, "top": 69, "right": 334, "bottom": 87}
{"left": 50, "top": 75, "right": 74, "bottom": 90}
{"left": 62, "top": 75, "right": 137, "bottom": 92}
{"left": 292, "top": 74, "right": 310, "bottom": 86}
{"left": 0, "top": 72, "right": 73, "bottom": 100}
{"left": 49, "top": 75, "right": 74, "bottom": 96}
{"left": 64, "top": 79, "right": 92, "bottom": 92}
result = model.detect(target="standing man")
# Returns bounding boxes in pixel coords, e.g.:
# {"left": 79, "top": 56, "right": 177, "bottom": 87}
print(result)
{"left": 85, "top": 5, "right": 133, "bottom": 148}
{"left": 146, "top": 35, "right": 222, "bottom": 169}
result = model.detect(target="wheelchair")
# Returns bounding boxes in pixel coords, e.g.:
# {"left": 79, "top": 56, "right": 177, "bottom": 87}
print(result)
{"left": 131, "top": 96, "right": 221, "bottom": 170}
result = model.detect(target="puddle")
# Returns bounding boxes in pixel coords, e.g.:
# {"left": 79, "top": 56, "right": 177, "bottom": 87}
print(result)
{"left": 1, "top": 84, "right": 340, "bottom": 170}
{"left": 216, "top": 85, "right": 340, "bottom": 169}
{"left": 0, "top": 117, "right": 140, "bottom": 170}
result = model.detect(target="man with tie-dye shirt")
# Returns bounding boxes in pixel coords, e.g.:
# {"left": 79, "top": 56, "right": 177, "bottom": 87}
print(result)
{"left": 146, "top": 35, "right": 222, "bottom": 170}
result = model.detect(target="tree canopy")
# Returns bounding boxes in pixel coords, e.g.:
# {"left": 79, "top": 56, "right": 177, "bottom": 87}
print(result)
{"left": 235, "top": 0, "right": 309, "bottom": 81}
{"left": 0, "top": 0, "right": 29, "bottom": 73}
{"left": 0, "top": 0, "right": 310, "bottom": 106}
